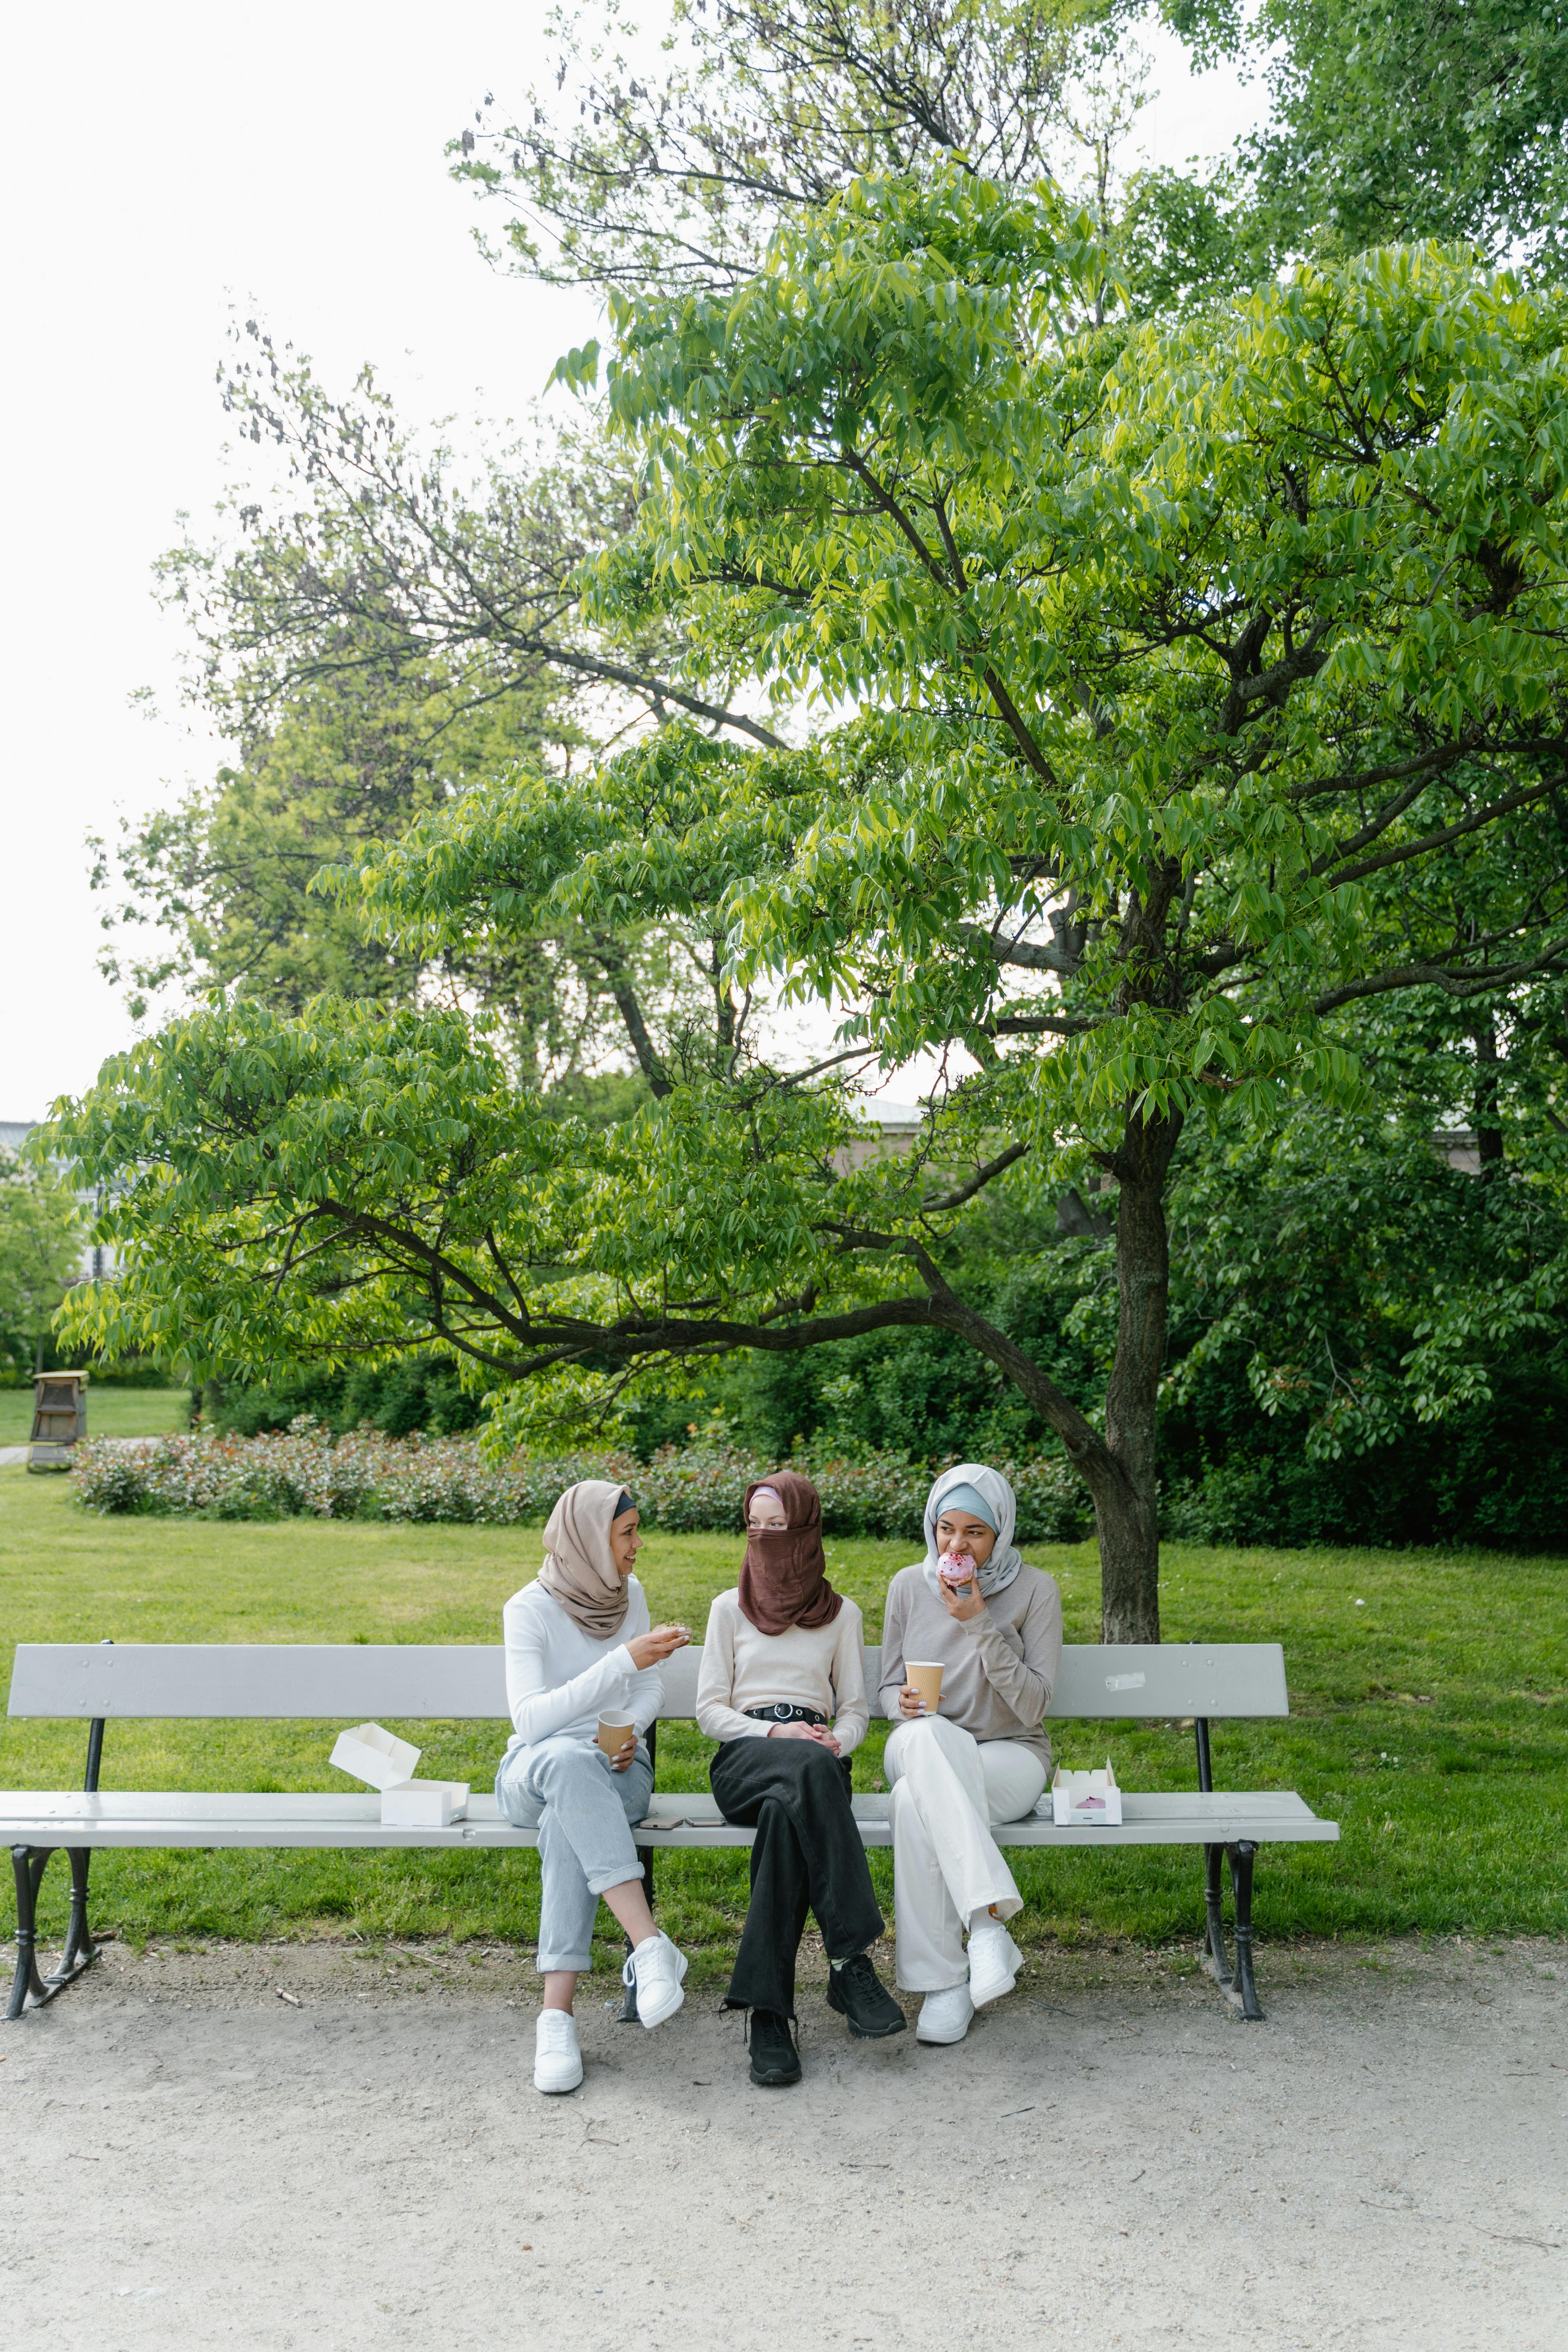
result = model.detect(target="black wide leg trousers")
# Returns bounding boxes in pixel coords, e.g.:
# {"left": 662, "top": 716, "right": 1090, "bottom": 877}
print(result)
{"left": 709, "top": 1736, "right": 885, "bottom": 2019}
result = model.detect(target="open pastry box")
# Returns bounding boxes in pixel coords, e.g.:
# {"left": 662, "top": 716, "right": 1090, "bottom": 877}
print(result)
{"left": 1050, "top": 1758, "right": 1123, "bottom": 1827}
{"left": 329, "top": 1721, "right": 469, "bottom": 1827}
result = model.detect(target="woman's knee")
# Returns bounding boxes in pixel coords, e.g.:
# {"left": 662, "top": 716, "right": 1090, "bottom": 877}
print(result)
{"left": 889, "top": 1713, "right": 967, "bottom": 1772}
{"left": 798, "top": 1741, "right": 852, "bottom": 1792}
{"left": 535, "top": 1742, "right": 608, "bottom": 1802}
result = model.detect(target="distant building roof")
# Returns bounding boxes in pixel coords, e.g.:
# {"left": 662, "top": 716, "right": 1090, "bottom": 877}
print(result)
{"left": 854, "top": 1102, "right": 927, "bottom": 1132}
{"left": 0, "top": 1120, "right": 36, "bottom": 1153}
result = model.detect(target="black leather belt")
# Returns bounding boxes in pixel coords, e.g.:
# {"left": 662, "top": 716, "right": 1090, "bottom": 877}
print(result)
{"left": 744, "top": 1703, "right": 828, "bottom": 1727}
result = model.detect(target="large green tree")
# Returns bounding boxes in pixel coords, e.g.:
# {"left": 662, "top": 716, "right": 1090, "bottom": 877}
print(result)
{"left": 0, "top": 1153, "right": 84, "bottom": 1377}
{"left": 1169, "top": 0, "right": 1568, "bottom": 273}
{"left": 55, "top": 182, "right": 1568, "bottom": 1636}
{"left": 106, "top": 4, "right": 1254, "bottom": 1050}
{"left": 97, "top": 344, "right": 776, "bottom": 1066}
{"left": 458, "top": 0, "right": 1114, "bottom": 291}
{"left": 457, "top": 0, "right": 1257, "bottom": 313}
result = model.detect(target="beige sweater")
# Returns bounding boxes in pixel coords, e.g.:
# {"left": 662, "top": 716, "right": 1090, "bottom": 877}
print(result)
{"left": 695, "top": 1588, "right": 869, "bottom": 1755}
{"left": 877, "top": 1562, "right": 1063, "bottom": 1764}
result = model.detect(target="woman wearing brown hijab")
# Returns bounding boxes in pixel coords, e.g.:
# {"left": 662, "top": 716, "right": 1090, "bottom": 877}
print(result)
{"left": 696, "top": 1471, "right": 905, "bottom": 2085}
{"left": 495, "top": 1479, "right": 693, "bottom": 2094}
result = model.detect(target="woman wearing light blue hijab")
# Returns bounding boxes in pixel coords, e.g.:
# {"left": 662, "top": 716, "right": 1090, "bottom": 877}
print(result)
{"left": 877, "top": 1463, "right": 1063, "bottom": 2045}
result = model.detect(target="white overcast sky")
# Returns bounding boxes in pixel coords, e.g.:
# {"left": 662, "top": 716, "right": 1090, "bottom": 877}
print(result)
{"left": 0, "top": 2, "right": 1266, "bottom": 1121}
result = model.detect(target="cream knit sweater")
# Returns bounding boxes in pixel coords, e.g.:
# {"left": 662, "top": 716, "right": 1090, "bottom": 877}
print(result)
{"left": 695, "top": 1588, "right": 869, "bottom": 1754}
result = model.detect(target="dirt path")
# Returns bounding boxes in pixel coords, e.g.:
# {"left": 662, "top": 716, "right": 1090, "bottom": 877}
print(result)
{"left": 3, "top": 1936, "right": 1562, "bottom": 2350}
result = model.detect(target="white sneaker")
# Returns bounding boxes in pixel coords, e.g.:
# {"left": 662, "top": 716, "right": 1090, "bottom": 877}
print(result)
{"left": 533, "top": 2008, "right": 584, "bottom": 2095}
{"left": 916, "top": 1984, "right": 975, "bottom": 2045}
{"left": 967, "top": 1918, "right": 1022, "bottom": 2007}
{"left": 624, "top": 1931, "right": 688, "bottom": 2029}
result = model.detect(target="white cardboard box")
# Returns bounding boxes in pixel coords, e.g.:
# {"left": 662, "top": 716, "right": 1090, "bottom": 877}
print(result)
{"left": 380, "top": 1779, "right": 471, "bottom": 1829}
{"left": 1051, "top": 1758, "right": 1123, "bottom": 1827}
{"left": 330, "top": 1721, "right": 468, "bottom": 1824}
{"left": 331, "top": 1722, "right": 421, "bottom": 1791}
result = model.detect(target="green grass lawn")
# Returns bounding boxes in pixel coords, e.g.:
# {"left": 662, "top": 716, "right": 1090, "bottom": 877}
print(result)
{"left": 2, "top": 1465, "right": 1564, "bottom": 1967}
{"left": 0, "top": 1385, "right": 190, "bottom": 1444}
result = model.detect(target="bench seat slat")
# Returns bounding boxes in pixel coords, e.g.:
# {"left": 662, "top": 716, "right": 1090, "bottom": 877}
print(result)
{"left": 0, "top": 1787, "right": 1338, "bottom": 1850}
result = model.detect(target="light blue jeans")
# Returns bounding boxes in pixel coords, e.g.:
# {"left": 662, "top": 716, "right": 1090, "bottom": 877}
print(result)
{"left": 495, "top": 1733, "right": 655, "bottom": 1973}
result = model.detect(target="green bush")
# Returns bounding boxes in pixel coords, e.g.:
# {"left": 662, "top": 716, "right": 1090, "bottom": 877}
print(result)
{"left": 211, "top": 1355, "right": 485, "bottom": 1439}
{"left": 71, "top": 1420, "right": 1089, "bottom": 1541}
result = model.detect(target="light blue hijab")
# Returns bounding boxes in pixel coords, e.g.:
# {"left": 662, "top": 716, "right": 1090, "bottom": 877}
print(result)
{"left": 918, "top": 1462, "right": 1024, "bottom": 1600}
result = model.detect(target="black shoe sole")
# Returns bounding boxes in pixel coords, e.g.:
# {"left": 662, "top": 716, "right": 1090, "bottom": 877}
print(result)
{"left": 826, "top": 1981, "right": 908, "bottom": 2039}
{"left": 750, "top": 2061, "right": 803, "bottom": 2086}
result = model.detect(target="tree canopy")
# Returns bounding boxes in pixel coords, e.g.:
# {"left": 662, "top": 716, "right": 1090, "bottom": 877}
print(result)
{"left": 454, "top": 0, "right": 1118, "bottom": 291}
{"left": 0, "top": 1152, "right": 84, "bottom": 1378}
{"left": 1175, "top": 0, "right": 1568, "bottom": 273}
{"left": 55, "top": 182, "right": 1568, "bottom": 1632}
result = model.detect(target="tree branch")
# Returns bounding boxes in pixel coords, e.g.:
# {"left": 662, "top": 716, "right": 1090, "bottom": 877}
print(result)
{"left": 584, "top": 934, "right": 673, "bottom": 1097}
{"left": 1314, "top": 938, "right": 1568, "bottom": 1015}
{"left": 920, "top": 1139, "right": 1029, "bottom": 1212}
{"left": 1320, "top": 780, "right": 1554, "bottom": 888}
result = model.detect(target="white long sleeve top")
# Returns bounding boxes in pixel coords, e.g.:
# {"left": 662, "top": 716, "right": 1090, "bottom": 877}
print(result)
{"left": 694, "top": 1588, "right": 869, "bottom": 1755}
{"left": 501, "top": 1575, "right": 662, "bottom": 1756}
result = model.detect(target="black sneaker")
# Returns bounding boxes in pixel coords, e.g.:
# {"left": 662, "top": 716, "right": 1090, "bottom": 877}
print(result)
{"left": 748, "top": 2008, "right": 802, "bottom": 2087}
{"left": 827, "top": 1952, "right": 907, "bottom": 2039}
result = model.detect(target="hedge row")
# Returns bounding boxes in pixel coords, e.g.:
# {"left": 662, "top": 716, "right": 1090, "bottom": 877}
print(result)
{"left": 69, "top": 1418, "right": 1089, "bottom": 1543}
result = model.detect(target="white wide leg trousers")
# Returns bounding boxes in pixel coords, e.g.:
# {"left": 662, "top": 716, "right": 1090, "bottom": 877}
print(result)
{"left": 883, "top": 1715, "right": 1047, "bottom": 1991}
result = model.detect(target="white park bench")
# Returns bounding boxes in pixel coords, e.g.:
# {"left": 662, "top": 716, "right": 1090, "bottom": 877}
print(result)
{"left": 4, "top": 1638, "right": 1337, "bottom": 2026}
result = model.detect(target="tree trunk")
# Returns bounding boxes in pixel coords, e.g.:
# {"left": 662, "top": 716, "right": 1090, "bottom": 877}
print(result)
{"left": 1097, "top": 1103, "right": 1182, "bottom": 1643}
{"left": 1474, "top": 1018, "right": 1504, "bottom": 1175}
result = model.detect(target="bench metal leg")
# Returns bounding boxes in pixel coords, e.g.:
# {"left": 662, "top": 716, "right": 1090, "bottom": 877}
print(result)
{"left": 1201, "top": 1843, "right": 1232, "bottom": 1988}
{"left": 1225, "top": 1841, "right": 1263, "bottom": 2021}
{"left": 8, "top": 1845, "right": 98, "bottom": 2021}
{"left": 619, "top": 1936, "right": 641, "bottom": 2024}
{"left": 619, "top": 1845, "right": 657, "bottom": 2025}
{"left": 620, "top": 1726, "right": 659, "bottom": 2025}
{"left": 1198, "top": 1840, "right": 1264, "bottom": 2021}
{"left": 55, "top": 1847, "right": 98, "bottom": 1987}
{"left": 8, "top": 1845, "right": 51, "bottom": 2018}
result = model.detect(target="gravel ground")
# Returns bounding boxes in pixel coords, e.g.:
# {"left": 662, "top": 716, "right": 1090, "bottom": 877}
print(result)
{"left": 2, "top": 1934, "right": 1563, "bottom": 2350}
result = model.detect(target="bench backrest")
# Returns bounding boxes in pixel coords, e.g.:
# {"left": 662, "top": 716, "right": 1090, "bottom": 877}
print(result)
{"left": 6, "top": 1640, "right": 1289, "bottom": 1722}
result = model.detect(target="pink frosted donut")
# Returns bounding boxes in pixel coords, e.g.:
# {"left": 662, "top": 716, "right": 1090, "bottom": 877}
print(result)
{"left": 938, "top": 1549, "right": 978, "bottom": 1587}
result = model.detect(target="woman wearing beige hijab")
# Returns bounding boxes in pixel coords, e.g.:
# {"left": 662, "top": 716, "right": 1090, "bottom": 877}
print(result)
{"left": 495, "top": 1479, "right": 692, "bottom": 2093}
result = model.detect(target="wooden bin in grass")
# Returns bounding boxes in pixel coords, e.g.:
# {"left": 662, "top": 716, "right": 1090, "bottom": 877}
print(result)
{"left": 27, "top": 1370, "right": 87, "bottom": 1471}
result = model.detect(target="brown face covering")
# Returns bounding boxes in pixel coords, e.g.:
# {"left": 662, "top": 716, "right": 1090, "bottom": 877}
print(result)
{"left": 738, "top": 1469, "right": 843, "bottom": 1635}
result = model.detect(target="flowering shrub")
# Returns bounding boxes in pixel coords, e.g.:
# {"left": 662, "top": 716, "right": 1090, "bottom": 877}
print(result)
{"left": 70, "top": 1417, "right": 1088, "bottom": 1543}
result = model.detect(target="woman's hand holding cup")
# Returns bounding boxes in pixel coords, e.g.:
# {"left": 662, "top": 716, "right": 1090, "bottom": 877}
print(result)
{"left": 627, "top": 1622, "right": 691, "bottom": 1670}
{"left": 903, "top": 1661, "right": 945, "bottom": 1715}
{"left": 597, "top": 1710, "right": 639, "bottom": 1770}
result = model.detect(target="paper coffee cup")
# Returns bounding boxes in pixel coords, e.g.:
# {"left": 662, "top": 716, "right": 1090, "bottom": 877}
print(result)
{"left": 597, "top": 1711, "right": 636, "bottom": 1757}
{"left": 905, "top": 1661, "right": 944, "bottom": 1713}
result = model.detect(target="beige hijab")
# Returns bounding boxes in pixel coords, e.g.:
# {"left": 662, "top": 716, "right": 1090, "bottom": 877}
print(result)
{"left": 537, "top": 1479, "right": 633, "bottom": 1639}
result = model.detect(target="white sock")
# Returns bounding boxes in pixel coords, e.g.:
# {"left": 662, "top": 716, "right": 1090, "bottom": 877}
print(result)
{"left": 969, "top": 1906, "right": 1000, "bottom": 1936}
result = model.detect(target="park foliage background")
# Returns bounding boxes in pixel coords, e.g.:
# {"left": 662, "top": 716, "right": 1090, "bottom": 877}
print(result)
{"left": 2, "top": 0, "right": 1566, "bottom": 1960}
{"left": 2, "top": 1466, "right": 1563, "bottom": 1970}
{"left": 44, "top": 0, "right": 1568, "bottom": 1643}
